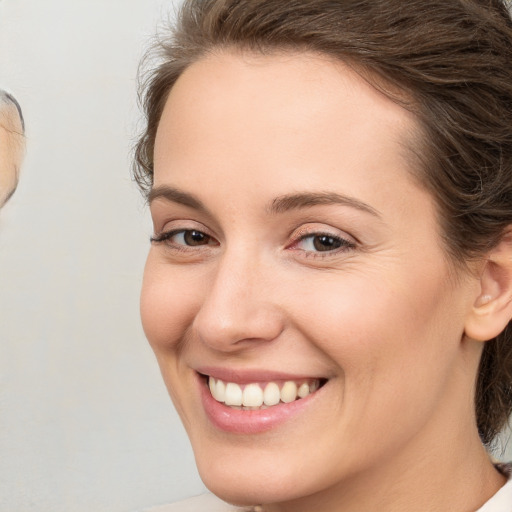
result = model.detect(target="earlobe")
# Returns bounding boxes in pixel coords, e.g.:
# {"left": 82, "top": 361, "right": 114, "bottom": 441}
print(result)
{"left": 464, "top": 230, "right": 512, "bottom": 342}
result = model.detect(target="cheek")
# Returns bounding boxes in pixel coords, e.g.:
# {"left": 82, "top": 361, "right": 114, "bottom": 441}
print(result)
{"left": 280, "top": 266, "right": 465, "bottom": 465}
{"left": 290, "top": 260, "right": 462, "bottom": 405}
{"left": 140, "top": 255, "right": 201, "bottom": 353}
{"left": 140, "top": 255, "right": 205, "bottom": 426}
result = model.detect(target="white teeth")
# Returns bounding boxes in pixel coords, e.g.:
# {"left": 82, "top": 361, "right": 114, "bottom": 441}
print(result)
{"left": 297, "top": 382, "right": 310, "bottom": 398}
{"left": 210, "top": 378, "right": 226, "bottom": 402}
{"left": 207, "top": 377, "right": 322, "bottom": 409}
{"left": 209, "top": 376, "right": 216, "bottom": 396}
{"left": 280, "top": 381, "right": 298, "bottom": 403}
{"left": 263, "top": 382, "right": 281, "bottom": 406}
{"left": 216, "top": 379, "right": 226, "bottom": 400}
{"left": 224, "top": 382, "right": 243, "bottom": 406}
{"left": 243, "top": 383, "right": 264, "bottom": 407}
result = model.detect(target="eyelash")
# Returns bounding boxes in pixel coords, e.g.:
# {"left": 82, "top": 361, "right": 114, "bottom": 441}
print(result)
{"left": 151, "top": 228, "right": 356, "bottom": 258}
{"left": 291, "top": 231, "right": 356, "bottom": 257}
{"left": 150, "top": 229, "right": 217, "bottom": 251}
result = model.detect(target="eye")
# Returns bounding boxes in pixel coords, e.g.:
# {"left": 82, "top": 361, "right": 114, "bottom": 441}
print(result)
{"left": 175, "top": 230, "right": 212, "bottom": 246}
{"left": 151, "top": 229, "right": 217, "bottom": 247}
{"left": 292, "top": 232, "right": 355, "bottom": 254}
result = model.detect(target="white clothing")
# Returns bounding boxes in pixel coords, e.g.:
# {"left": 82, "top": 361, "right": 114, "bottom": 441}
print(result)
{"left": 477, "top": 476, "right": 512, "bottom": 511}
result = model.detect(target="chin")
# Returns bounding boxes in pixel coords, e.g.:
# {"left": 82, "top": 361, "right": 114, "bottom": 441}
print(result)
{"left": 196, "top": 457, "right": 301, "bottom": 507}
{"left": 191, "top": 437, "right": 338, "bottom": 508}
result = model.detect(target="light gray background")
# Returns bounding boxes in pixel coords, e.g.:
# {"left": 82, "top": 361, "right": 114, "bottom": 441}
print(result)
{"left": 0, "top": 1, "right": 207, "bottom": 511}
{"left": 1, "top": 1, "right": 512, "bottom": 512}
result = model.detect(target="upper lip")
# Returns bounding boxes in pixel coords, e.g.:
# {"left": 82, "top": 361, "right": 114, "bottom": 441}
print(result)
{"left": 196, "top": 366, "right": 328, "bottom": 384}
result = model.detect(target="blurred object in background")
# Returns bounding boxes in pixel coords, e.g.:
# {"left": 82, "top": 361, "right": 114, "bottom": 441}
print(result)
{"left": 0, "top": 90, "right": 25, "bottom": 207}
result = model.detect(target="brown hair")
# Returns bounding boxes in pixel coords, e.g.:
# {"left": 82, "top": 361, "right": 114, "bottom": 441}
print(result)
{"left": 133, "top": 0, "right": 512, "bottom": 446}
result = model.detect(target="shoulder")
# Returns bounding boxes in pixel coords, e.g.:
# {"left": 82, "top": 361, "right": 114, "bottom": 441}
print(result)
{"left": 144, "top": 493, "right": 246, "bottom": 512}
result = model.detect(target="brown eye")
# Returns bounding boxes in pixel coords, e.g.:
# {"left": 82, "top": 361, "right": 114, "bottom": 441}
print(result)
{"left": 151, "top": 229, "right": 217, "bottom": 247}
{"left": 293, "top": 232, "right": 355, "bottom": 255}
{"left": 312, "top": 235, "right": 343, "bottom": 252}
{"left": 182, "top": 230, "right": 212, "bottom": 246}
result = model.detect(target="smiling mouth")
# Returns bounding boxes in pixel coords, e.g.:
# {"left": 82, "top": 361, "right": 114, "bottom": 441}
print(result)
{"left": 206, "top": 376, "right": 327, "bottom": 410}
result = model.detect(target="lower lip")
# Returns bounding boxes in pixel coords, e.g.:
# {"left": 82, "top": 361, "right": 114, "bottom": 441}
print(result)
{"left": 198, "top": 375, "right": 324, "bottom": 434}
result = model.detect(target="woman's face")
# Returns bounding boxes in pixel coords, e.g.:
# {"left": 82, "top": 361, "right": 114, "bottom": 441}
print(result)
{"left": 142, "top": 52, "right": 481, "bottom": 507}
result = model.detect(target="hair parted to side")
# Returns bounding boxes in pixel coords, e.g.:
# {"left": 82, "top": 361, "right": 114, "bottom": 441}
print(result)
{"left": 133, "top": 0, "right": 512, "bottom": 446}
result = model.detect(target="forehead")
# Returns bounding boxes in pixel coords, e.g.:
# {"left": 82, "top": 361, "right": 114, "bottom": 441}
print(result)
{"left": 154, "top": 51, "right": 421, "bottom": 194}
{"left": 160, "top": 51, "right": 416, "bottom": 135}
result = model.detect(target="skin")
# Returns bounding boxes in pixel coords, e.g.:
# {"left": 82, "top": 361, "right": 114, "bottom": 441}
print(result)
{"left": 141, "top": 51, "right": 506, "bottom": 511}
{"left": 0, "top": 99, "right": 24, "bottom": 207}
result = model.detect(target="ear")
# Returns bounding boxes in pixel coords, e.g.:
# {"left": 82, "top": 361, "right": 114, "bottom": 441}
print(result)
{"left": 465, "top": 230, "right": 512, "bottom": 342}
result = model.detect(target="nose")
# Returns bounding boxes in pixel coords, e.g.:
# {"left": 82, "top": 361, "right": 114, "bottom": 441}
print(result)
{"left": 192, "top": 249, "right": 285, "bottom": 352}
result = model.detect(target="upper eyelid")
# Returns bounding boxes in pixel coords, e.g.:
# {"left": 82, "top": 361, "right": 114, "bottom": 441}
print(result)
{"left": 149, "top": 201, "right": 221, "bottom": 236}
{"left": 154, "top": 219, "right": 216, "bottom": 236}
{"left": 151, "top": 228, "right": 219, "bottom": 249}
{"left": 291, "top": 233, "right": 356, "bottom": 251}
{"left": 290, "top": 223, "right": 358, "bottom": 244}
{"left": 297, "top": 232, "right": 354, "bottom": 244}
{"left": 154, "top": 227, "right": 212, "bottom": 239}
{"left": 295, "top": 229, "right": 351, "bottom": 239}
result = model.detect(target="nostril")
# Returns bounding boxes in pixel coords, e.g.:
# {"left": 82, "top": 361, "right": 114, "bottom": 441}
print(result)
{"left": 192, "top": 269, "right": 285, "bottom": 349}
{"left": 194, "top": 308, "right": 285, "bottom": 350}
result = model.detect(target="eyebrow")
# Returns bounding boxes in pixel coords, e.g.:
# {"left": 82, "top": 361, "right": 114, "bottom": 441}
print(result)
{"left": 148, "top": 186, "right": 210, "bottom": 213}
{"left": 148, "top": 186, "right": 380, "bottom": 218}
{"left": 268, "top": 192, "right": 381, "bottom": 217}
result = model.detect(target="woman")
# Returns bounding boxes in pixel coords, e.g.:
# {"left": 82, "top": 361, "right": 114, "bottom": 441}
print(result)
{"left": 134, "top": 1, "right": 512, "bottom": 510}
